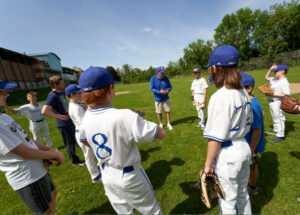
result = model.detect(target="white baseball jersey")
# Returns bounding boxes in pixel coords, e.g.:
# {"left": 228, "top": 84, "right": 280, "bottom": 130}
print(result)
{"left": 68, "top": 102, "right": 85, "bottom": 129}
{"left": 268, "top": 77, "right": 290, "bottom": 98}
{"left": 15, "top": 104, "right": 44, "bottom": 121}
{"left": 191, "top": 78, "right": 208, "bottom": 94}
{"left": 204, "top": 86, "right": 253, "bottom": 142}
{"left": 0, "top": 114, "right": 47, "bottom": 190}
{"left": 79, "top": 107, "right": 158, "bottom": 168}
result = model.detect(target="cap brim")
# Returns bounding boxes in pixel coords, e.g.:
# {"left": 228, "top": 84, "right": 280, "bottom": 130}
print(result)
{"left": 205, "top": 64, "right": 211, "bottom": 68}
{"left": 4, "top": 83, "right": 17, "bottom": 89}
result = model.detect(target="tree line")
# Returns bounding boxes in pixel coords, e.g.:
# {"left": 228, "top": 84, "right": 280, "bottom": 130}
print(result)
{"left": 118, "top": 0, "right": 300, "bottom": 84}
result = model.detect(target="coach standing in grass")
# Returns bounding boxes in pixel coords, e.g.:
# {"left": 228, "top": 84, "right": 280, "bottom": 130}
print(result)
{"left": 42, "top": 76, "right": 84, "bottom": 166}
{"left": 150, "top": 67, "right": 173, "bottom": 130}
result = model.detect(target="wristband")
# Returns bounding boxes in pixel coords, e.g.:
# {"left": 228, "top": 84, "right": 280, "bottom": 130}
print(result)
{"left": 191, "top": 96, "right": 194, "bottom": 101}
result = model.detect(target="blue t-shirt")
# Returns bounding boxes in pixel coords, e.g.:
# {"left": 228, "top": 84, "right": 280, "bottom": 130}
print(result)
{"left": 150, "top": 75, "right": 172, "bottom": 102}
{"left": 44, "top": 91, "right": 73, "bottom": 127}
{"left": 245, "top": 97, "right": 265, "bottom": 154}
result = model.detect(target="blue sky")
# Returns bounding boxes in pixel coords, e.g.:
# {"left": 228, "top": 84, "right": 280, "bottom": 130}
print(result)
{"left": 0, "top": 0, "right": 288, "bottom": 70}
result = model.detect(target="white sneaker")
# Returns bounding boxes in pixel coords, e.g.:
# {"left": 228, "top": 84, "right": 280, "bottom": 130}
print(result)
{"left": 159, "top": 123, "right": 163, "bottom": 128}
{"left": 201, "top": 124, "right": 206, "bottom": 130}
{"left": 167, "top": 123, "right": 173, "bottom": 130}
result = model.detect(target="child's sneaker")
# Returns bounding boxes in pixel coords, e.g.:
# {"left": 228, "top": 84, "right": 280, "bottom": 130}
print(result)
{"left": 201, "top": 124, "right": 206, "bottom": 130}
{"left": 197, "top": 123, "right": 202, "bottom": 127}
{"left": 167, "top": 123, "right": 173, "bottom": 130}
{"left": 159, "top": 123, "right": 163, "bottom": 128}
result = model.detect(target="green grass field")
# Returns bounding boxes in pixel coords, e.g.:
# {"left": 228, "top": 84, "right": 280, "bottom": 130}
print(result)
{"left": 1, "top": 67, "right": 300, "bottom": 214}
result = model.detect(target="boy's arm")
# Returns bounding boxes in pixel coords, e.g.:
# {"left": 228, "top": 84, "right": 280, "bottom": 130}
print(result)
{"left": 11, "top": 143, "right": 64, "bottom": 165}
{"left": 42, "top": 105, "right": 69, "bottom": 120}
{"left": 249, "top": 128, "right": 261, "bottom": 155}
{"left": 265, "top": 64, "right": 277, "bottom": 81}
{"left": 33, "top": 140, "right": 52, "bottom": 151}
{"left": 204, "top": 88, "right": 207, "bottom": 101}
{"left": 4, "top": 105, "right": 19, "bottom": 114}
{"left": 204, "top": 140, "right": 221, "bottom": 174}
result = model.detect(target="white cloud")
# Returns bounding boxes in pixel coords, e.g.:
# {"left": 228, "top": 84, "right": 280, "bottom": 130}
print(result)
{"left": 141, "top": 27, "right": 152, "bottom": 32}
{"left": 141, "top": 27, "right": 166, "bottom": 38}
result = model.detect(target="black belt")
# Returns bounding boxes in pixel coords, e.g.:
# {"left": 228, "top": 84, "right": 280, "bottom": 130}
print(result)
{"left": 101, "top": 163, "right": 134, "bottom": 173}
{"left": 32, "top": 118, "right": 45, "bottom": 123}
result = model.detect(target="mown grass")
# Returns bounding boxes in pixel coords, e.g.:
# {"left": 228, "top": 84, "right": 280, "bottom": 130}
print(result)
{"left": 1, "top": 66, "right": 300, "bottom": 214}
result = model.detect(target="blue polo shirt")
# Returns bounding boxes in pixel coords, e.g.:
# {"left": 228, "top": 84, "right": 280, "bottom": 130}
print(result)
{"left": 245, "top": 97, "right": 265, "bottom": 154}
{"left": 150, "top": 75, "right": 172, "bottom": 102}
{"left": 44, "top": 91, "right": 73, "bottom": 128}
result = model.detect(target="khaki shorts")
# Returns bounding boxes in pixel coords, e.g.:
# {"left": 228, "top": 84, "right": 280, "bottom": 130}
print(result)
{"left": 155, "top": 100, "right": 171, "bottom": 114}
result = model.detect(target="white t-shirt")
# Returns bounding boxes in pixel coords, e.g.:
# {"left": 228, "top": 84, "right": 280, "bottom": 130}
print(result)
{"left": 79, "top": 107, "right": 158, "bottom": 168}
{"left": 269, "top": 77, "right": 290, "bottom": 96}
{"left": 68, "top": 102, "right": 85, "bottom": 129}
{"left": 0, "top": 114, "right": 47, "bottom": 190}
{"left": 15, "top": 104, "right": 44, "bottom": 121}
{"left": 191, "top": 78, "right": 208, "bottom": 94}
{"left": 204, "top": 87, "right": 253, "bottom": 142}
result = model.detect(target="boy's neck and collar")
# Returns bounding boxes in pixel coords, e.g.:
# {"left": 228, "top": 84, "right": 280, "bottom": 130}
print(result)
{"left": 88, "top": 100, "right": 112, "bottom": 110}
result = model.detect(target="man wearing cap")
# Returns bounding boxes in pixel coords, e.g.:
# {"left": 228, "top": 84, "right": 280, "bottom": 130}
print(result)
{"left": 150, "top": 67, "right": 173, "bottom": 130}
{"left": 0, "top": 80, "right": 64, "bottom": 214}
{"left": 42, "top": 76, "right": 84, "bottom": 166}
{"left": 66, "top": 84, "right": 102, "bottom": 183}
{"left": 265, "top": 64, "right": 290, "bottom": 143}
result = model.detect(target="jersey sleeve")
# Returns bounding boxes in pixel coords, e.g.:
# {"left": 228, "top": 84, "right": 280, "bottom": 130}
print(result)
{"left": 15, "top": 105, "right": 28, "bottom": 115}
{"left": 78, "top": 123, "right": 87, "bottom": 142}
{"left": 150, "top": 77, "right": 160, "bottom": 94}
{"left": 202, "top": 78, "right": 209, "bottom": 89}
{"left": 44, "top": 92, "right": 57, "bottom": 107}
{"left": 203, "top": 94, "right": 232, "bottom": 142}
{"left": 129, "top": 111, "right": 159, "bottom": 144}
{"left": 70, "top": 105, "right": 85, "bottom": 126}
{"left": 166, "top": 77, "right": 172, "bottom": 92}
{"left": 0, "top": 126, "right": 23, "bottom": 155}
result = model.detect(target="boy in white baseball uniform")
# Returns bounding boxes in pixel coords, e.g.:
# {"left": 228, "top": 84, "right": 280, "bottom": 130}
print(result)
{"left": 65, "top": 84, "right": 102, "bottom": 183}
{"left": 0, "top": 80, "right": 64, "bottom": 214}
{"left": 5, "top": 91, "right": 53, "bottom": 147}
{"left": 191, "top": 67, "right": 208, "bottom": 129}
{"left": 79, "top": 66, "right": 166, "bottom": 214}
{"left": 203, "top": 45, "right": 252, "bottom": 214}
{"left": 265, "top": 64, "right": 290, "bottom": 143}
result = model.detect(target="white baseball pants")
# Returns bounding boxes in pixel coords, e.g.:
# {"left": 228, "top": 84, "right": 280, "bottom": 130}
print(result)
{"left": 29, "top": 120, "right": 53, "bottom": 147}
{"left": 75, "top": 132, "right": 101, "bottom": 180}
{"left": 101, "top": 162, "right": 162, "bottom": 214}
{"left": 215, "top": 139, "right": 252, "bottom": 215}
{"left": 194, "top": 93, "right": 205, "bottom": 124}
{"left": 269, "top": 99, "right": 285, "bottom": 137}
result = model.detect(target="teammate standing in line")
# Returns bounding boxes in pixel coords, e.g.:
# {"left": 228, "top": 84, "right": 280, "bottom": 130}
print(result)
{"left": 203, "top": 45, "right": 252, "bottom": 214}
{"left": 0, "top": 80, "right": 64, "bottom": 214}
{"left": 5, "top": 91, "right": 53, "bottom": 147}
{"left": 265, "top": 64, "right": 290, "bottom": 143}
{"left": 241, "top": 72, "right": 266, "bottom": 195}
{"left": 190, "top": 67, "right": 208, "bottom": 129}
{"left": 150, "top": 67, "right": 173, "bottom": 130}
{"left": 79, "top": 67, "right": 166, "bottom": 214}
{"left": 42, "top": 76, "right": 84, "bottom": 166}
{"left": 66, "top": 84, "right": 102, "bottom": 183}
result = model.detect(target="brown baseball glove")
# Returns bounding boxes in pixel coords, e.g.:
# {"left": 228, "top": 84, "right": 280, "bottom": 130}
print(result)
{"left": 198, "top": 101, "right": 206, "bottom": 109}
{"left": 43, "top": 159, "right": 58, "bottom": 168}
{"left": 258, "top": 84, "right": 274, "bottom": 96}
{"left": 199, "top": 169, "right": 225, "bottom": 208}
{"left": 280, "top": 96, "right": 300, "bottom": 114}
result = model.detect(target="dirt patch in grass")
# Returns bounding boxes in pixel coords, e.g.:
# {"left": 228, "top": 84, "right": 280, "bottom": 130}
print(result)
{"left": 290, "top": 83, "right": 300, "bottom": 94}
{"left": 116, "top": 91, "right": 132, "bottom": 95}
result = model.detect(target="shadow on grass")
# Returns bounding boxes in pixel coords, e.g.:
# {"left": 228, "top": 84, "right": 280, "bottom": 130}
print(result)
{"left": 170, "top": 181, "right": 217, "bottom": 214}
{"left": 172, "top": 116, "right": 199, "bottom": 126}
{"left": 289, "top": 151, "right": 300, "bottom": 160}
{"left": 251, "top": 151, "right": 279, "bottom": 214}
{"left": 140, "top": 146, "right": 161, "bottom": 162}
{"left": 285, "top": 121, "right": 295, "bottom": 136}
{"left": 146, "top": 158, "right": 185, "bottom": 190}
{"left": 84, "top": 201, "right": 115, "bottom": 214}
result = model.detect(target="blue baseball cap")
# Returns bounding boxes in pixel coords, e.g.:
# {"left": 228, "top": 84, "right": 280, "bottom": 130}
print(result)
{"left": 79, "top": 66, "right": 114, "bottom": 92}
{"left": 206, "top": 45, "right": 239, "bottom": 68}
{"left": 0, "top": 80, "right": 17, "bottom": 89}
{"left": 156, "top": 67, "right": 165, "bottom": 73}
{"left": 193, "top": 67, "right": 201, "bottom": 73}
{"left": 65, "top": 84, "right": 82, "bottom": 96}
{"left": 273, "top": 64, "right": 288, "bottom": 72}
{"left": 241, "top": 72, "right": 255, "bottom": 87}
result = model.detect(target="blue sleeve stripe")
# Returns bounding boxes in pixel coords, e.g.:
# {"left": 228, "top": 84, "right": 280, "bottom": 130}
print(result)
{"left": 203, "top": 135, "right": 224, "bottom": 142}
{"left": 80, "top": 139, "right": 87, "bottom": 141}
{"left": 152, "top": 125, "right": 159, "bottom": 142}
